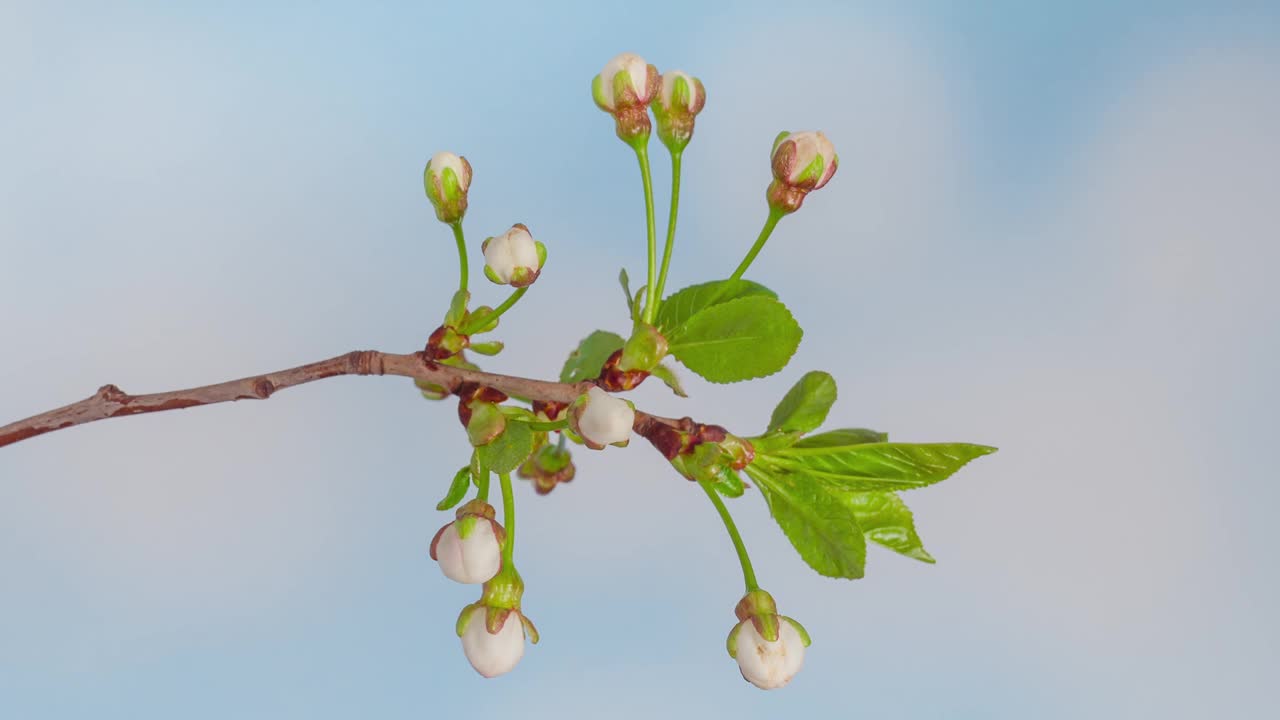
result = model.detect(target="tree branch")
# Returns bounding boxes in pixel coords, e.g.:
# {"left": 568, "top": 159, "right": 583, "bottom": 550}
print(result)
{"left": 0, "top": 350, "right": 695, "bottom": 450}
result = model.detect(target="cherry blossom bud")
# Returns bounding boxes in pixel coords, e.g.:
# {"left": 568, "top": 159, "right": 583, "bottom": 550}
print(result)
{"left": 725, "top": 589, "right": 811, "bottom": 690}
{"left": 568, "top": 386, "right": 635, "bottom": 450}
{"left": 457, "top": 605, "right": 535, "bottom": 678}
{"left": 481, "top": 224, "right": 546, "bottom": 287}
{"left": 423, "top": 151, "right": 473, "bottom": 224}
{"left": 430, "top": 500, "right": 506, "bottom": 584}
{"left": 518, "top": 441, "right": 576, "bottom": 495}
{"left": 455, "top": 567, "right": 540, "bottom": 678}
{"left": 652, "top": 70, "right": 706, "bottom": 152}
{"left": 766, "top": 131, "right": 838, "bottom": 214}
{"left": 591, "top": 52, "right": 660, "bottom": 146}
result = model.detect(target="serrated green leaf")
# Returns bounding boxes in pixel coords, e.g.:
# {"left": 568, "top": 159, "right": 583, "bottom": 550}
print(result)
{"left": 476, "top": 421, "right": 535, "bottom": 474}
{"left": 559, "top": 330, "right": 625, "bottom": 383}
{"left": 436, "top": 466, "right": 473, "bottom": 511}
{"left": 650, "top": 362, "right": 688, "bottom": 397}
{"left": 748, "top": 465, "right": 866, "bottom": 579}
{"left": 768, "top": 371, "right": 837, "bottom": 434}
{"left": 655, "top": 279, "right": 776, "bottom": 333}
{"left": 666, "top": 296, "right": 802, "bottom": 384}
{"left": 764, "top": 442, "right": 996, "bottom": 492}
{"left": 837, "top": 491, "right": 934, "bottom": 563}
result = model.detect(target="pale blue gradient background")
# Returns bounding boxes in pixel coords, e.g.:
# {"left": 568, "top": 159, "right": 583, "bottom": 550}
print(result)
{"left": 2, "top": 1, "right": 1278, "bottom": 717}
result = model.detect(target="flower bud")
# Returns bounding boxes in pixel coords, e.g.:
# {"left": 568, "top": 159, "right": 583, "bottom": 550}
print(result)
{"left": 652, "top": 70, "right": 706, "bottom": 153}
{"left": 481, "top": 224, "right": 546, "bottom": 287}
{"left": 725, "top": 589, "right": 810, "bottom": 690}
{"left": 591, "top": 52, "right": 660, "bottom": 146}
{"left": 430, "top": 500, "right": 505, "bottom": 584}
{"left": 766, "top": 131, "right": 838, "bottom": 214}
{"left": 518, "top": 441, "right": 576, "bottom": 495}
{"left": 568, "top": 386, "right": 635, "bottom": 450}
{"left": 423, "top": 151, "right": 473, "bottom": 224}
{"left": 457, "top": 604, "right": 538, "bottom": 678}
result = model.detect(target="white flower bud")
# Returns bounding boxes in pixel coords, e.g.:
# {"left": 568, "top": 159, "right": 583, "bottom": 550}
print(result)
{"left": 571, "top": 386, "right": 635, "bottom": 449}
{"left": 771, "top": 131, "right": 838, "bottom": 190}
{"left": 593, "top": 52, "right": 655, "bottom": 112}
{"left": 424, "top": 151, "right": 473, "bottom": 224}
{"left": 732, "top": 617, "right": 806, "bottom": 690}
{"left": 432, "top": 521, "right": 501, "bottom": 584}
{"left": 482, "top": 223, "right": 545, "bottom": 287}
{"left": 459, "top": 606, "right": 527, "bottom": 678}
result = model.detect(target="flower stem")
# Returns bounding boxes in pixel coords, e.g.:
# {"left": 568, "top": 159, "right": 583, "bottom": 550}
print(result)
{"left": 634, "top": 144, "right": 659, "bottom": 325}
{"left": 698, "top": 479, "right": 759, "bottom": 593}
{"left": 451, "top": 221, "right": 469, "bottom": 294}
{"left": 499, "top": 472, "right": 516, "bottom": 565}
{"left": 476, "top": 466, "right": 490, "bottom": 503}
{"left": 652, "top": 149, "right": 683, "bottom": 316}
{"left": 727, "top": 207, "right": 785, "bottom": 283}
{"left": 461, "top": 286, "right": 527, "bottom": 334}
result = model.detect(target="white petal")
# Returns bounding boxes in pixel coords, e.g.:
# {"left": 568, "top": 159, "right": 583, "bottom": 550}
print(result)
{"left": 733, "top": 619, "right": 806, "bottom": 690}
{"left": 483, "top": 226, "right": 539, "bottom": 283}
{"left": 600, "top": 52, "right": 651, "bottom": 109}
{"left": 436, "top": 522, "right": 501, "bottom": 584}
{"left": 460, "top": 608, "right": 527, "bottom": 678}
{"left": 578, "top": 387, "right": 634, "bottom": 446}
{"left": 428, "top": 151, "right": 470, "bottom": 190}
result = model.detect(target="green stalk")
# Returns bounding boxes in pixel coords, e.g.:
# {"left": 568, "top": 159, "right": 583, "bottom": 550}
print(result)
{"left": 499, "top": 472, "right": 516, "bottom": 564}
{"left": 634, "top": 144, "right": 659, "bottom": 324}
{"left": 727, "top": 207, "right": 785, "bottom": 282}
{"left": 476, "top": 466, "right": 490, "bottom": 503}
{"left": 698, "top": 479, "right": 759, "bottom": 593}
{"left": 461, "top": 286, "right": 527, "bottom": 334}
{"left": 450, "top": 221, "right": 469, "bottom": 294}
{"left": 652, "top": 149, "right": 683, "bottom": 315}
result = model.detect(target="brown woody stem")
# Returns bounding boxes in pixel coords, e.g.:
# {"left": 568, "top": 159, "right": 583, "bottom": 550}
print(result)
{"left": 0, "top": 350, "right": 694, "bottom": 451}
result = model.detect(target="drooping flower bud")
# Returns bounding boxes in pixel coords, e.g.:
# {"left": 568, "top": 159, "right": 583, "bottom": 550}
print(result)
{"left": 481, "top": 224, "right": 546, "bottom": 287}
{"left": 423, "top": 151, "right": 473, "bottom": 224}
{"left": 568, "top": 386, "right": 635, "bottom": 450}
{"left": 591, "top": 52, "right": 660, "bottom": 146}
{"left": 726, "top": 589, "right": 811, "bottom": 690}
{"left": 518, "top": 440, "right": 576, "bottom": 495}
{"left": 455, "top": 564, "right": 540, "bottom": 678}
{"left": 766, "top": 131, "right": 838, "bottom": 214}
{"left": 652, "top": 70, "right": 706, "bottom": 153}
{"left": 457, "top": 605, "right": 536, "bottom": 678}
{"left": 430, "top": 499, "right": 505, "bottom": 584}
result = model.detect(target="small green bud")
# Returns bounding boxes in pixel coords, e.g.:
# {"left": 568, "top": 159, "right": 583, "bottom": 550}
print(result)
{"left": 618, "top": 322, "right": 668, "bottom": 373}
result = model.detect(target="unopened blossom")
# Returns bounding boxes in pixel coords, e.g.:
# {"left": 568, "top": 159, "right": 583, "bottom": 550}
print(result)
{"left": 591, "top": 52, "right": 660, "bottom": 144}
{"left": 482, "top": 224, "right": 545, "bottom": 287}
{"left": 726, "top": 589, "right": 811, "bottom": 690}
{"left": 430, "top": 500, "right": 505, "bottom": 584}
{"left": 458, "top": 605, "right": 531, "bottom": 678}
{"left": 652, "top": 70, "right": 706, "bottom": 152}
{"left": 423, "top": 151, "right": 473, "bottom": 224}
{"left": 569, "top": 386, "right": 635, "bottom": 450}
{"left": 766, "top": 131, "right": 838, "bottom": 214}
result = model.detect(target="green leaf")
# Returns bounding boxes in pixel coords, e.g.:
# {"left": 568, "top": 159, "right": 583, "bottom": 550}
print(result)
{"left": 476, "top": 421, "right": 536, "bottom": 475}
{"left": 792, "top": 428, "right": 889, "bottom": 448}
{"left": 436, "top": 466, "right": 473, "bottom": 511}
{"left": 559, "top": 330, "right": 625, "bottom": 383}
{"left": 837, "top": 491, "right": 934, "bottom": 563}
{"left": 655, "top": 279, "right": 775, "bottom": 334}
{"left": 666, "top": 296, "right": 803, "bottom": 384}
{"left": 748, "top": 465, "right": 866, "bottom": 579}
{"left": 618, "top": 268, "right": 636, "bottom": 321}
{"left": 650, "top": 362, "right": 688, "bottom": 397}
{"left": 765, "top": 442, "right": 996, "bottom": 492}
{"left": 711, "top": 469, "right": 745, "bottom": 498}
{"left": 768, "top": 371, "right": 837, "bottom": 434}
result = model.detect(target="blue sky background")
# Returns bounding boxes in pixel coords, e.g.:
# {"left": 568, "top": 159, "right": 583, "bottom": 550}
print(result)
{"left": 2, "top": 1, "right": 1278, "bottom": 717}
